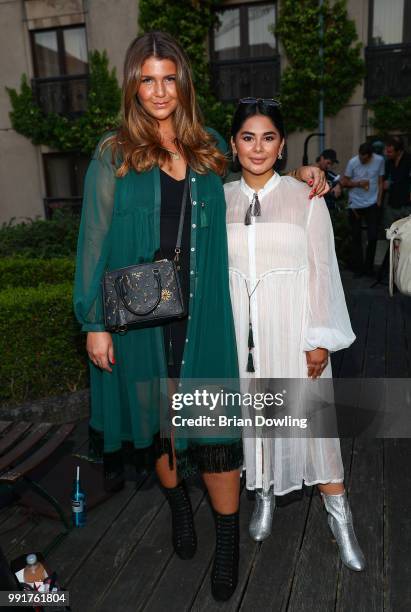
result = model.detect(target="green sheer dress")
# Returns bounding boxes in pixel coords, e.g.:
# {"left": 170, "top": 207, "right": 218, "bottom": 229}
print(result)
{"left": 73, "top": 130, "right": 242, "bottom": 478}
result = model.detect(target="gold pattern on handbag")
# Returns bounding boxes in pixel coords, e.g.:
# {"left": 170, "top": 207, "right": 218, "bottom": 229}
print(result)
{"left": 102, "top": 169, "right": 189, "bottom": 332}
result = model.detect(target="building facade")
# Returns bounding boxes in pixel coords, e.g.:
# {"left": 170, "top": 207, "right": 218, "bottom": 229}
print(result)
{"left": 0, "top": 0, "right": 410, "bottom": 224}
{"left": 0, "top": 0, "right": 138, "bottom": 223}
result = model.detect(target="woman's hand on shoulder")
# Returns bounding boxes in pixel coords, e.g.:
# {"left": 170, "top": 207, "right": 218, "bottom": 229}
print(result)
{"left": 86, "top": 332, "right": 115, "bottom": 372}
{"left": 306, "top": 347, "right": 329, "bottom": 378}
{"left": 294, "top": 166, "right": 330, "bottom": 199}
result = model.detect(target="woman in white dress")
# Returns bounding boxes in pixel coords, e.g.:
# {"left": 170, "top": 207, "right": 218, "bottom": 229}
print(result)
{"left": 224, "top": 99, "right": 365, "bottom": 571}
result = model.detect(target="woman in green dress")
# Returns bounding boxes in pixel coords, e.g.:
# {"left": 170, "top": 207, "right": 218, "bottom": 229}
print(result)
{"left": 74, "top": 31, "right": 328, "bottom": 602}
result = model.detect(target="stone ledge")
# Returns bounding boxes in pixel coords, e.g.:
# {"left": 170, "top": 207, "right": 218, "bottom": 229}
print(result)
{"left": 0, "top": 388, "right": 89, "bottom": 423}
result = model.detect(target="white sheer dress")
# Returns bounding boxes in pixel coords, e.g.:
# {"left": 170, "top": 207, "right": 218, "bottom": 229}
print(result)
{"left": 224, "top": 173, "right": 356, "bottom": 494}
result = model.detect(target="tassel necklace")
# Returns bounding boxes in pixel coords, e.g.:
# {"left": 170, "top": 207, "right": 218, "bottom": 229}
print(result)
{"left": 244, "top": 192, "right": 261, "bottom": 225}
{"left": 245, "top": 280, "right": 260, "bottom": 372}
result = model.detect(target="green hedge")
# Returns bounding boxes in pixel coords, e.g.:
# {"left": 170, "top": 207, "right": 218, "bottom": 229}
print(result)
{"left": 0, "top": 283, "right": 87, "bottom": 404}
{"left": 0, "top": 258, "right": 75, "bottom": 288}
{"left": 0, "top": 211, "right": 80, "bottom": 259}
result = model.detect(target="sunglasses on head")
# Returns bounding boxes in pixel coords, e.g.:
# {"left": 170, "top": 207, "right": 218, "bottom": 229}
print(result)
{"left": 239, "top": 97, "right": 281, "bottom": 107}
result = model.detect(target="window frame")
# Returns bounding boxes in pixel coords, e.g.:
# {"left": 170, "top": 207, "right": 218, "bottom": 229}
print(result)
{"left": 42, "top": 152, "right": 89, "bottom": 218}
{"left": 30, "top": 24, "right": 89, "bottom": 79}
{"left": 210, "top": 1, "right": 278, "bottom": 64}
{"left": 368, "top": 0, "right": 411, "bottom": 47}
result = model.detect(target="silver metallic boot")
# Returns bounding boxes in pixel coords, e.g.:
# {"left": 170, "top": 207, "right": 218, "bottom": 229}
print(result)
{"left": 249, "top": 487, "right": 275, "bottom": 541}
{"left": 321, "top": 492, "right": 366, "bottom": 571}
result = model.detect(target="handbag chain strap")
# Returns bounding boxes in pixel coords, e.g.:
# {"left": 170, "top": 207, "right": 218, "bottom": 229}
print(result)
{"left": 174, "top": 167, "right": 190, "bottom": 263}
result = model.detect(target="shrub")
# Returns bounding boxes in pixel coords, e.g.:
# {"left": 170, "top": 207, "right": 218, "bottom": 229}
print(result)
{"left": 7, "top": 50, "right": 121, "bottom": 155}
{"left": 0, "top": 283, "right": 87, "bottom": 405}
{"left": 368, "top": 96, "right": 411, "bottom": 135}
{"left": 0, "top": 211, "right": 80, "bottom": 259}
{"left": 0, "top": 258, "right": 75, "bottom": 288}
{"left": 275, "top": 0, "right": 364, "bottom": 133}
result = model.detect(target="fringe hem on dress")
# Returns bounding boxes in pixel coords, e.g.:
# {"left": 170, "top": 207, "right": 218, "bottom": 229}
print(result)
{"left": 88, "top": 426, "right": 243, "bottom": 481}
{"left": 88, "top": 425, "right": 172, "bottom": 476}
{"left": 175, "top": 439, "right": 244, "bottom": 479}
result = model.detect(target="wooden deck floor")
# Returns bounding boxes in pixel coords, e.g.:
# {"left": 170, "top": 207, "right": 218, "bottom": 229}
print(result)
{"left": 1, "top": 271, "right": 411, "bottom": 612}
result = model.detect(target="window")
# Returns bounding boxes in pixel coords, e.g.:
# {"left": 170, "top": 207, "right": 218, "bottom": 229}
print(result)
{"left": 210, "top": 3, "right": 279, "bottom": 102}
{"left": 370, "top": 0, "right": 411, "bottom": 46}
{"left": 43, "top": 153, "right": 89, "bottom": 218}
{"left": 365, "top": 0, "right": 411, "bottom": 100}
{"left": 248, "top": 4, "right": 277, "bottom": 58}
{"left": 213, "top": 8, "right": 241, "bottom": 61}
{"left": 31, "top": 26, "right": 88, "bottom": 115}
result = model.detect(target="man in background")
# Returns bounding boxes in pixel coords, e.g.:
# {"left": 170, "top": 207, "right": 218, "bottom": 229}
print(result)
{"left": 316, "top": 148, "right": 342, "bottom": 213}
{"left": 383, "top": 136, "right": 411, "bottom": 228}
{"left": 341, "top": 142, "right": 385, "bottom": 277}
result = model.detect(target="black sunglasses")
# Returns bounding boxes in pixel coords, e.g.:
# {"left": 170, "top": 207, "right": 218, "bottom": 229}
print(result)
{"left": 239, "top": 97, "right": 281, "bottom": 107}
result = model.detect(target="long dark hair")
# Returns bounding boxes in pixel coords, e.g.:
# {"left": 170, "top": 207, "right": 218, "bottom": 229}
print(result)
{"left": 103, "top": 31, "right": 227, "bottom": 176}
{"left": 230, "top": 100, "right": 287, "bottom": 172}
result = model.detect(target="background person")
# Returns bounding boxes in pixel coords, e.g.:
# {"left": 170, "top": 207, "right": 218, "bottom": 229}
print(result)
{"left": 383, "top": 136, "right": 411, "bottom": 228}
{"left": 341, "top": 142, "right": 385, "bottom": 277}
{"left": 316, "top": 148, "right": 342, "bottom": 213}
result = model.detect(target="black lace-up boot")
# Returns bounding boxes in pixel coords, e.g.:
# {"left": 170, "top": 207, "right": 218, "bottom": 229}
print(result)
{"left": 163, "top": 482, "right": 197, "bottom": 560}
{"left": 211, "top": 510, "right": 240, "bottom": 601}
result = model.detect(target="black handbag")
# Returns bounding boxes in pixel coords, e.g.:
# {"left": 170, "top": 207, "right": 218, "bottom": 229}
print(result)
{"left": 102, "top": 169, "right": 189, "bottom": 332}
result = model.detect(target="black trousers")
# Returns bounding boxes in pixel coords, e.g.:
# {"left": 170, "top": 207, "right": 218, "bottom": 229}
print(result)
{"left": 349, "top": 204, "right": 379, "bottom": 273}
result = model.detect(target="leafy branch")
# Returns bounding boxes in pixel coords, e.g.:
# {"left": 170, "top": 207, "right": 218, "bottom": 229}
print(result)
{"left": 7, "top": 50, "right": 121, "bottom": 154}
{"left": 275, "top": 0, "right": 364, "bottom": 132}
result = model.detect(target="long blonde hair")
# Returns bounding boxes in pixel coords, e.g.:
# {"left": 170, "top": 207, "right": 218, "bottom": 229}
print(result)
{"left": 103, "top": 31, "right": 227, "bottom": 176}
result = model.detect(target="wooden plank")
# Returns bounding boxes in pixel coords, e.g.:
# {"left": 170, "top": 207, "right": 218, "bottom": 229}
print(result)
{"left": 287, "top": 496, "right": 337, "bottom": 612}
{"left": 0, "top": 505, "right": 17, "bottom": 527}
{"left": 237, "top": 493, "right": 311, "bottom": 611}
{"left": 1, "top": 425, "right": 87, "bottom": 555}
{"left": 338, "top": 295, "right": 371, "bottom": 378}
{"left": 1, "top": 506, "right": 42, "bottom": 557}
{"left": 0, "top": 423, "right": 33, "bottom": 456}
{"left": 386, "top": 296, "right": 409, "bottom": 377}
{"left": 2, "top": 424, "right": 90, "bottom": 559}
{"left": 336, "top": 439, "right": 384, "bottom": 612}
{"left": 0, "top": 422, "right": 12, "bottom": 435}
{"left": 0, "top": 423, "right": 53, "bottom": 474}
{"left": 383, "top": 439, "right": 411, "bottom": 612}
{"left": 6, "top": 478, "right": 141, "bottom": 568}
{"left": 286, "top": 439, "right": 353, "bottom": 612}
{"left": 332, "top": 294, "right": 357, "bottom": 378}
{"left": 400, "top": 294, "right": 411, "bottom": 375}
{"left": 63, "top": 474, "right": 167, "bottom": 611}
{"left": 66, "top": 418, "right": 91, "bottom": 455}
{"left": 0, "top": 424, "right": 75, "bottom": 482}
{"left": 97, "top": 481, "right": 206, "bottom": 612}
{"left": 46, "top": 474, "right": 148, "bottom": 582}
{"left": 363, "top": 297, "right": 387, "bottom": 378}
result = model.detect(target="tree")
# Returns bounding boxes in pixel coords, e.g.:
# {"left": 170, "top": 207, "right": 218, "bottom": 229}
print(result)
{"left": 368, "top": 96, "right": 411, "bottom": 135}
{"left": 7, "top": 50, "right": 121, "bottom": 154}
{"left": 275, "top": 0, "right": 364, "bottom": 133}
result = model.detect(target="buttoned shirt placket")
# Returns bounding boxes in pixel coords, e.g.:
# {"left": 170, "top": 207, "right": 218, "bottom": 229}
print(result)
{"left": 178, "top": 170, "right": 198, "bottom": 387}
{"left": 240, "top": 173, "right": 281, "bottom": 489}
